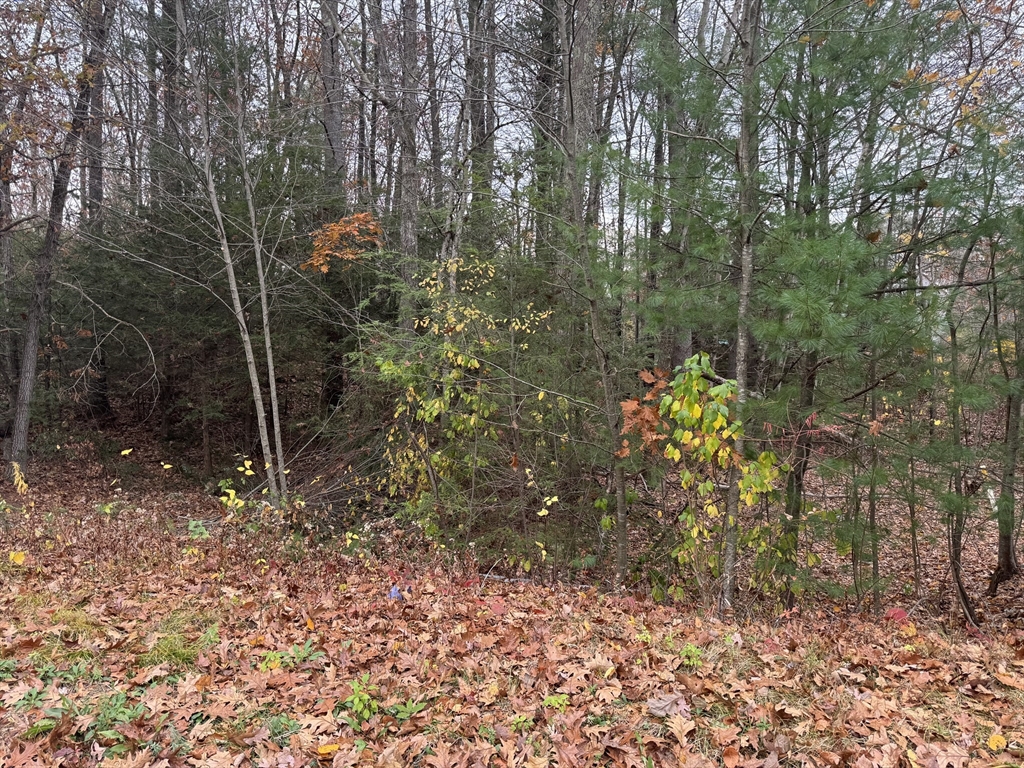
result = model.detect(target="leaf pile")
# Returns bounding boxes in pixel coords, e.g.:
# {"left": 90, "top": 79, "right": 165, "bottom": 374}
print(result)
{"left": 2, "top": 500, "right": 1024, "bottom": 768}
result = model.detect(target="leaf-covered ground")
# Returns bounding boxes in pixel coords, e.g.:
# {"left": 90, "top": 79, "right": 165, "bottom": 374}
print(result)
{"left": 2, "top": 437, "right": 1024, "bottom": 767}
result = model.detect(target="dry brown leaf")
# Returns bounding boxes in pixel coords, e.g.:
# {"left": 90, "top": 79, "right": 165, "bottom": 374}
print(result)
{"left": 646, "top": 691, "right": 690, "bottom": 718}
{"left": 666, "top": 713, "right": 697, "bottom": 745}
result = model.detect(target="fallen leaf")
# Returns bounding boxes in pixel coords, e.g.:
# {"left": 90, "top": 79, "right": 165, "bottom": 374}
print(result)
{"left": 987, "top": 733, "right": 1007, "bottom": 752}
{"left": 647, "top": 692, "right": 690, "bottom": 718}
{"left": 666, "top": 714, "right": 696, "bottom": 745}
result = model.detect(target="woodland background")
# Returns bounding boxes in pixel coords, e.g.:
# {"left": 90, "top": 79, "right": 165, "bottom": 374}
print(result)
{"left": 3, "top": 0, "right": 1024, "bottom": 622}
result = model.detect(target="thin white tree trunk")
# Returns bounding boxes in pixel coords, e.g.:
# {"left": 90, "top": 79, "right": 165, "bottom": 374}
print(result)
{"left": 185, "top": 37, "right": 280, "bottom": 502}
{"left": 228, "top": 27, "right": 288, "bottom": 497}
{"left": 721, "top": 0, "right": 760, "bottom": 614}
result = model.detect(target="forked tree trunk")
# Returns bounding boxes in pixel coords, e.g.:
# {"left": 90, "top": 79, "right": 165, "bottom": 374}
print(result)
{"left": 185, "top": 22, "right": 280, "bottom": 503}
{"left": 229, "top": 25, "right": 288, "bottom": 497}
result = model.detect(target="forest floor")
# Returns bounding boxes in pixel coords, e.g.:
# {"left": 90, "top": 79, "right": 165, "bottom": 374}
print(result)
{"left": 2, "top": 423, "right": 1024, "bottom": 767}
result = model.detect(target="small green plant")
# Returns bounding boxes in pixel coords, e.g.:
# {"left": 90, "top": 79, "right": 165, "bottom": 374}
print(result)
{"left": 259, "top": 651, "right": 285, "bottom": 672}
{"left": 96, "top": 500, "right": 125, "bottom": 519}
{"left": 0, "top": 658, "right": 16, "bottom": 681}
{"left": 388, "top": 698, "right": 427, "bottom": 721}
{"left": 542, "top": 693, "right": 570, "bottom": 713}
{"left": 510, "top": 713, "right": 534, "bottom": 733}
{"left": 76, "top": 691, "right": 146, "bottom": 755}
{"left": 55, "top": 660, "right": 105, "bottom": 684}
{"left": 287, "top": 638, "right": 326, "bottom": 667}
{"left": 22, "top": 712, "right": 61, "bottom": 739}
{"left": 267, "top": 712, "right": 300, "bottom": 747}
{"left": 14, "top": 686, "right": 45, "bottom": 712}
{"left": 218, "top": 479, "right": 246, "bottom": 513}
{"left": 343, "top": 529, "right": 363, "bottom": 555}
{"left": 339, "top": 674, "right": 379, "bottom": 728}
{"left": 258, "top": 639, "right": 325, "bottom": 671}
{"left": 680, "top": 643, "right": 703, "bottom": 670}
{"left": 569, "top": 553, "right": 597, "bottom": 571}
{"left": 187, "top": 519, "right": 210, "bottom": 540}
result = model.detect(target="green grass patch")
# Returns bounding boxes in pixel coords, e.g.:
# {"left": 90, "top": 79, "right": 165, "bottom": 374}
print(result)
{"left": 138, "top": 608, "right": 219, "bottom": 669}
{"left": 50, "top": 607, "right": 104, "bottom": 639}
{"left": 28, "top": 641, "right": 97, "bottom": 667}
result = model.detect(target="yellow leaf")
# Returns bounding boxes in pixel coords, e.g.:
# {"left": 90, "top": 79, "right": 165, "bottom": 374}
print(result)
{"left": 900, "top": 622, "right": 917, "bottom": 638}
{"left": 987, "top": 733, "right": 1007, "bottom": 752}
{"left": 9, "top": 550, "right": 26, "bottom": 566}
{"left": 318, "top": 744, "right": 341, "bottom": 756}
{"left": 162, "top": 463, "right": 173, "bottom": 469}
{"left": 538, "top": 391, "right": 545, "bottom": 400}
{"left": 306, "top": 617, "right": 315, "bottom": 630}
{"left": 11, "top": 462, "right": 27, "bottom": 495}
{"left": 120, "top": 448, "right": 133, "bottom": 456}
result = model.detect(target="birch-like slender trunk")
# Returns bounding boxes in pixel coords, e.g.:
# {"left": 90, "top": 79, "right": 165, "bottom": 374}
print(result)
{"left": 185, "top": 25, "right": 280, "bottom": 502}
{"left": 228, "top": 18, "right": 288, "bottom": 497}
{"left": 721, "top": 0, "right": 760, "bottom": 613}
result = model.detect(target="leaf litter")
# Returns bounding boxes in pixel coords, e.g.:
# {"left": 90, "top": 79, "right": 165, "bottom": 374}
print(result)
{"left": 1, "top": 438, "right": 1024, "bottom": 766}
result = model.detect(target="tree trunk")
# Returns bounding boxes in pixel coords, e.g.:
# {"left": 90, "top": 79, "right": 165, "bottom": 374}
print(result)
{"left": 947, "top": 320, "right": 980, "bottom": 627}
{"left": 320, "top": 0, "right": 346, "bottom": 190}
{"left": 988, "top": 391, "right": 1021, "bottom": 595}
{"left": 186, "top": 18, "right": 280, "bottom": 503}
{"left": 9, "top": 0, "right": 114, "bottom": 471}
{"left": 83, "top": 0, "right": 107, "bottom": 231}
{"left": 423, "top": 0, "right": 444, "bottom": 208}
{"left": 783, "top": 351, "right": 816, "bottom": 607}
{"left": 229, "top": 28, "right": 288, "bottom": 497}
{"left": 721, "top": 0, "right": 760, "bottom": 614}
{"left": 397, "top": 0, "right": 419, "bottom": 321}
